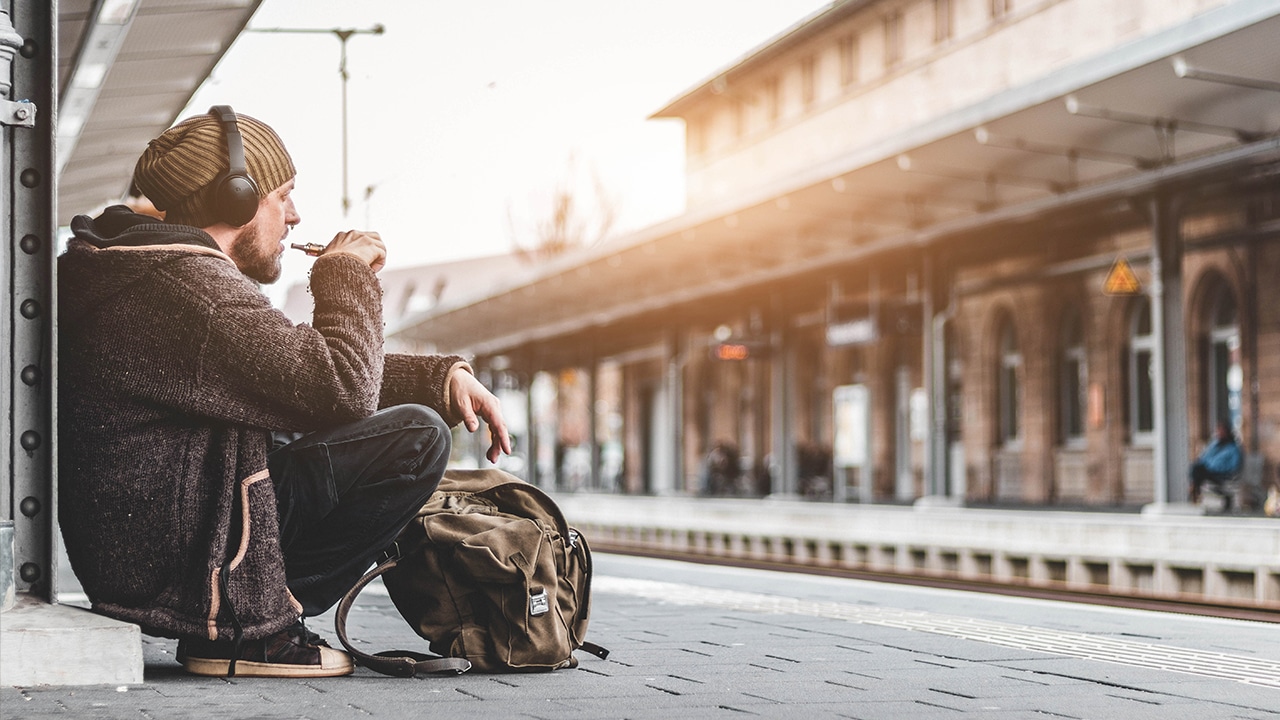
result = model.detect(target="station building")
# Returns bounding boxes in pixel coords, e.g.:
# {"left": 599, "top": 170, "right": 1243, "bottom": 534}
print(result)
{"left": 391, "top": 0, "right": 1280, "bottom": 511}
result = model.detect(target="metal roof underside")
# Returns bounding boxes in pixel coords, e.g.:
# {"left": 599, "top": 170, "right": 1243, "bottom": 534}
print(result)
{"left": 57, "top": 0, "right": 262, "bottom": 227}
{"left": 390, "top": 4, "right": 1280, "bottom": 362}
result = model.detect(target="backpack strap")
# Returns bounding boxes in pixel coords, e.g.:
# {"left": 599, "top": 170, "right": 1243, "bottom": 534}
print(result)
{"left": 334, "top": 553, "right": 471, "bottom": 678}
{"left": 578, "top": 640, "right": 611, "bottom": 660}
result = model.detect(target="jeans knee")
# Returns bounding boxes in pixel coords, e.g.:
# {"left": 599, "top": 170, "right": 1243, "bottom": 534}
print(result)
{"left": 384, "top": 404, "right": 450, "bottom": 473}
{"left": 380, "top": 403, "right": 444, "bottom": 428}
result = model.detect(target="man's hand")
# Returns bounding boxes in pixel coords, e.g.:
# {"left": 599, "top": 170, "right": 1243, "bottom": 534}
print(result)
{"left": 448, "top": 368, "right": 512, "bottom": 464}
{"left": 322, "top": 230, "right": 386, "bottom": 272}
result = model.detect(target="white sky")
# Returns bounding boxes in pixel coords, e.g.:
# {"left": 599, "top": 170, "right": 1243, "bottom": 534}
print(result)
{"left": 183, "top": 0, "right": 833, "bottom": 301}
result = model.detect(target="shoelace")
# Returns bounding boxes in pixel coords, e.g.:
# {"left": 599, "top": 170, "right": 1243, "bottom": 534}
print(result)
{"left": 218, "top": 565, "right": 246, "bottom": 678}
{"left": 287, "top": 619, "right": 327, "bottom": 648}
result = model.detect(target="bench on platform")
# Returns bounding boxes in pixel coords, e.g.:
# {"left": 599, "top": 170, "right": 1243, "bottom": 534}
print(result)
{"left": 1205, "top": 453, "right": 1266, "bottom": 513}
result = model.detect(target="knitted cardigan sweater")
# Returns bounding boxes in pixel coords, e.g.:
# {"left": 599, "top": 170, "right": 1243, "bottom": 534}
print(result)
{"left": 58, "top": 206, "right": 466, "bottom": 641}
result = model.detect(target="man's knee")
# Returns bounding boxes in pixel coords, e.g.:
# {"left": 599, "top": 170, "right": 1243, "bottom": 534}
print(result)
{"left": 382, "top": 404, "right": 451, "bottom": 472}
{"left": 376, "top": 403, "right": 445, "bottom": 435}
{"left": 378, "top": 403, "right": 445, "bottom": 428}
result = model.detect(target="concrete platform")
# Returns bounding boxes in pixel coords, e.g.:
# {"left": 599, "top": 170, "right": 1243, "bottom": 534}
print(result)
{"left": 0, "top": 595, "right": 142, "bottom": 686}
{"left": 2, "top": 554, "right": 1276, "bottom": 718}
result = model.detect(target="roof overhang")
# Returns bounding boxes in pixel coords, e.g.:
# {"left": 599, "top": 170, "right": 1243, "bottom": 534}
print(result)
{"left": 392, "top": 3, "right": 1280, "bottom": 363}
{"left": 57, "top": 0, "right": 263, "bottom": 227}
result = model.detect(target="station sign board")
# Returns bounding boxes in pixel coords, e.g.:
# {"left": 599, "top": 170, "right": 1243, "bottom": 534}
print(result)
{"left": 709, "top": 339, "right": 769, "bottom": 361}
{"left": 826, "top": 317, "right": 877, "bottom": 346}
{"left": 826, "top": 299, "right": 921, "bottom": 347}
{"left": 827, "top": 300, "right": 877, "bottom": 347}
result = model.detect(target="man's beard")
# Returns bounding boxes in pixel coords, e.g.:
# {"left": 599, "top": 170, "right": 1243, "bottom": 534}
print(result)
{"left": 230, "top": 223, "right": 282, "bottom": 284}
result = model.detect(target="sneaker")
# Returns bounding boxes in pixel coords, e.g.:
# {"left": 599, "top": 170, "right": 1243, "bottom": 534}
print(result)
{"left": 177, "top": 621, "right": 354, "bottom": 678}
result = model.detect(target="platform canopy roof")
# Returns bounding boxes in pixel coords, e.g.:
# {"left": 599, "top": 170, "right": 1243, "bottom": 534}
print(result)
{"left": 56, "top": 0, "right": 263, "bottom": 227}
{"left": 390, "top": 2, "right": 1280, "bottom": 365}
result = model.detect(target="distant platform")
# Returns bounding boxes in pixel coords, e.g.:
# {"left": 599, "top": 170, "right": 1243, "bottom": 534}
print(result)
{"left": 557, "top": 493, "right": 1280, "bottom": 610}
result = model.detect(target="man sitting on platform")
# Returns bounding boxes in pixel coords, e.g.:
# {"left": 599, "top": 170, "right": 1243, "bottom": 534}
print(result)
{"left": 1188, "top": 420, "right": 1243, "bottom": 509}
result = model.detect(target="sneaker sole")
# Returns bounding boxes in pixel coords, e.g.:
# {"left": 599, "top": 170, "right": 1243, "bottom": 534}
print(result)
{"left": 183, "top": 648, "right": 355, "bottom": 678}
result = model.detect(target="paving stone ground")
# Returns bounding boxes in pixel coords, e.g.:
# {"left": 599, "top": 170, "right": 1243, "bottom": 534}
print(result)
{"left": 3, "top": 554, "right": 1278, "bottom": 719}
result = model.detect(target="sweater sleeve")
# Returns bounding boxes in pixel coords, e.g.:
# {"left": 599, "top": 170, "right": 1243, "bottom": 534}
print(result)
{"left": 380, "top": 353, "right": 472, "bottom": 426}
{"left": 136, "top": 253, "right": 387, "bottom": 431}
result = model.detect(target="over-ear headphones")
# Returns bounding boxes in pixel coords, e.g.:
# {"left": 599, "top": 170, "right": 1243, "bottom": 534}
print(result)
{"left": 208, "top": 105, "right": 260, "bottom": 227}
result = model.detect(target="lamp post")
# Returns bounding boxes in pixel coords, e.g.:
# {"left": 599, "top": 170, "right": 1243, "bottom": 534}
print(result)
{"left": 249, "top": 24, "right": 384, "bottom": 216}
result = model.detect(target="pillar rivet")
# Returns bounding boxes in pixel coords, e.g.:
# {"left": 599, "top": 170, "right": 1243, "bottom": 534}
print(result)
{"left": 19, "top": 298, "right": 39, "bottom": 318}
{"left": 20, "top": 365, "right": 40, "bottom": 385}
{"left": 19, "top": 563, "right": 41, "bottom": 582}
{"left": 19, "top": 496, "right": 40, "bottom": 518}
{"left": 19, "top": 430, "right": 40, "bottom": 451}
{"left": 19, "top": 234, "right": 39, "bottom": 254}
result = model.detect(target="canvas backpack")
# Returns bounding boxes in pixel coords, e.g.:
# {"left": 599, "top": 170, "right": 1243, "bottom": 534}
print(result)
{"left": 335, "top": 468, "right": 609, "bottom": 677}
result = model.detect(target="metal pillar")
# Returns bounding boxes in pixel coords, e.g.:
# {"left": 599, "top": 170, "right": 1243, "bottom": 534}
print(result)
{"left": 921, "top": 255, "right": 936, "bottom": 496}
{"left": 1148, "top": 194, "right": 1190, "bottom": 505}
{"left": 248, "top": 25, "right": 383, "bottom": 217}
{"left": 525, "top": 371, "right": 539, "bottom": 486}
{"left": 769, "top": 296, "right": 793, "bottom": 497}
{"left": 588, "top": 357, "right": 600, "bottom": 491}
{"left": 4, "top": 1, "right": 54, "bottom": 603}
{"left": 665, "top": 330, "right": 684, "bottom": 495}
{"left": 3, "top": 2, "right": 149, "bottom": 688}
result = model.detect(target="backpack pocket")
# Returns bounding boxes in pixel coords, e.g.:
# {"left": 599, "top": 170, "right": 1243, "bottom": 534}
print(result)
{"left": 455, "top": 519, "right": 573, "bottom": 670}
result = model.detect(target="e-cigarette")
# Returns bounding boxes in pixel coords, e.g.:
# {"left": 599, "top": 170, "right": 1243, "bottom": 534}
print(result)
{"left": 290, "top": 243, "right": 326, "bottom": 257}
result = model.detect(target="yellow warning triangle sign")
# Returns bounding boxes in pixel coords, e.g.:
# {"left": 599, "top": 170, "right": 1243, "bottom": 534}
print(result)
{"left": 1103, "top": 257, "right": 1142, "bottom": 295}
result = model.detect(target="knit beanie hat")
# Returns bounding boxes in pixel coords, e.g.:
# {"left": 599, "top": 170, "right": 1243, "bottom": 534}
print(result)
{"left": 132, "top": 110, "right": 296, "bottom": 227}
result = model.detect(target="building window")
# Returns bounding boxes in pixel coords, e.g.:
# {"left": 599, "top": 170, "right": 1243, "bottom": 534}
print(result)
{"left": 800, "top": 55, "right": 817, "bottom": 109}
{"left": 991, "top": 0, "right": 1011, "bottom": 20}
{"left": 1128, "top": 298, "right": 1155, "bottom": 444}
{"left": 1204, "top": 280, "right": 1241, "bottom": 434}
{"left": 884, "top": 11, "right": 904, "bottom": 69}
{"left": 934, "top": 0, "right": 953, "bottom": 42}
{"left": 997, "top": 317, "right": 1021, "bottom": 446}
{"left": 1059, "top": 309, "right": 1086, "bottom": 445}
{"left": 838, "top": 33, "right": 859, "bottom": 87}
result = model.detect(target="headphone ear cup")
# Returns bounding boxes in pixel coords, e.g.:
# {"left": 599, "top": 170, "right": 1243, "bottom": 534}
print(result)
{"left": 216, "top": 172, "right": 260, "bottom": 227}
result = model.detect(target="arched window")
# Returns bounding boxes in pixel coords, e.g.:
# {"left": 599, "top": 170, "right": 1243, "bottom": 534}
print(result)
{"left": 997, "top": 317, "right": 1021, "bottom": 446}
{"left": 1128, "top": 298, "right": 1155, "bottom": 444}
{"left": 1204, "top": 282, "right": 1241, "bottom": 434}
{"left": 1059, "top": 309, "right": 1086, "bottom": 445}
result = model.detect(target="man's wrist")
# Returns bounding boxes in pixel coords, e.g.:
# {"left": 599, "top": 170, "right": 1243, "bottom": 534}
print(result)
{"left": 443, "top": 360, "right": 474, "bottom": 419}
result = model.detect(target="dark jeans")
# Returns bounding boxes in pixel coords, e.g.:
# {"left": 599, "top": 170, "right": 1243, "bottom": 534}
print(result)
{"left": 1189, "top": 461, "right": 1234, "bottom": 507}
{"left": 267, "top": 404, "right": 450, "bottom": 617}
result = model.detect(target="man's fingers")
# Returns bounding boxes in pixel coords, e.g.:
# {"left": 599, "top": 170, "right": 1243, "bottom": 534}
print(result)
{"left": 322, "top": 230, "right": 385, "bottom": 270}
{"left": 457, "top": 394, "right": 478, "bottom": 432}
{"left": 449, "top": 374, "right": 513, "bottom": 462}
{"left": 493, "top": 419, "right": 512, "bottom": 454}
{"left": 480, "top": 400, "right": 511, "bottom": 451}
{"left": 474, "top": 397, "right": 512, "bottom": 461}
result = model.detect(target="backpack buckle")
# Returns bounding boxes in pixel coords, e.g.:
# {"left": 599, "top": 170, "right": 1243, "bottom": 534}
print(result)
{"left": 529, "top": 587, "right": 550, "bottom": 616}
{"left": 379, "top": 541, "right": 402, "bottom": 565}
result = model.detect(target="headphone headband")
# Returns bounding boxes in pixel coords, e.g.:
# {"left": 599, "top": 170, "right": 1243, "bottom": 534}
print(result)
{"left": 209, "top": 105, "right": 248, "bottom": 176}
{"left": 207, "top": 104, "right": 259, "bottom": 226}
